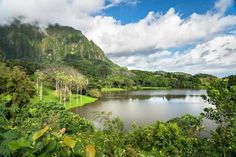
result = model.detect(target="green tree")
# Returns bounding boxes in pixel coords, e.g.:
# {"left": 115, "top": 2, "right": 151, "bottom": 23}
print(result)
{"left": 35, "top": 70, "right": 46, "bottom": 101}
{"left": 97, "top": 65, "right": 111, "bottom": 79}
{"left": 6, "top": 66, "right": 35, "bottom": 109}
{"left": 0, "top": 62, "right": 10, "bottom": 94}
{"left": 202, "top": 79, "right": 236, "bottom": 157}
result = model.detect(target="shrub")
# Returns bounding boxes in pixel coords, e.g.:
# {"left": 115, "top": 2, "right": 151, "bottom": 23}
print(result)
{"left": 88, "top": 89, "right": 102, "bottom": 98}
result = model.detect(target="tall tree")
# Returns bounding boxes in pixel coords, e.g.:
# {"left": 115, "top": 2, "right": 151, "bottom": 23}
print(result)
{"left": 75, "top": 77, "right": 88, "bottom": 106}
{"left": 6, "top": 66, "right": 35, "bottom": 109}
{"left": 35, "top": 70, "right": 46, "bottom": 101}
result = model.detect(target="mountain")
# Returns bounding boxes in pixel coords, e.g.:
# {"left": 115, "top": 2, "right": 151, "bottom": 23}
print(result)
{"left": 0, "top": 21, "right": 217, "bottom": 86}
{"left": 0, "top": 21, "right": 118, "bottom": 77}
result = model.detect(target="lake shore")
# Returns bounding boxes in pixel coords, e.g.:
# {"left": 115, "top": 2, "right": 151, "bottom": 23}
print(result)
{"left": 101, "top": 86, "right": 171, "bottom": 93}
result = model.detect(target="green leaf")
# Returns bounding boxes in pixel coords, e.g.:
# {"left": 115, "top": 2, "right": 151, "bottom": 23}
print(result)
{"left": 74, "top": 142, "right": 82, "bottom": 155}
{"left": 45, "top": 140, "right": 57, "bottom": 153}
{"left": 8, "top": 137, "right": 32, "bottom": 151}
{"left": 63, "top": 136, "right": 76, "bottom": 149}
{"left": 32, "top": 125, "right": 49, "bottom": 142}
{"left": 37, "top": 140, "right": 57, "bottom": 157}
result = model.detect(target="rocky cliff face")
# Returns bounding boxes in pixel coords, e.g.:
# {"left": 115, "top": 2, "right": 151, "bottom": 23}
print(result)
{"left": 0, "top": 21, "right": 110, "bottom": 63}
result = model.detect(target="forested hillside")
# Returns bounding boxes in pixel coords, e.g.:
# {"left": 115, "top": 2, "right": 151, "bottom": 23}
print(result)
{"left": 0, "top": 20, "right": 119, "bottom": 77}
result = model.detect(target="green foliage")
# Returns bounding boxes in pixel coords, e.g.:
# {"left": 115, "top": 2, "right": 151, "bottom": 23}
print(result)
{"left": 131, "top": 70, "right": 208, "bottom": 89}
{"left": 8, "top": 137, "right": 32, "bottom": 151}
{"left": 88, "top": 89, "right": 102, "bottom": 98}
{"left": 0, "top": 62, "right": 10, "bottom": 94}
{"left": 63, "top": 136, "right": 77, "bottom": 149}
{"left": 0, "top": 87, "right": 235, "bottom": 157}
{"left": 201, "top": 79, "right": 236, "bottom": 157}
{"left": 127, "top": 121, "right": 194, "bottom": 156}
{"left": 5, "top": 66, "right": 35, "bottom": 109}
{"left": 32, "top": 125, "right": 50, "bottom": 142}
{"left": 0, "top": 100, "right": 95, "bottom": 156}
{"left": 168, "top": 114, "right": 204, "bottom": 136}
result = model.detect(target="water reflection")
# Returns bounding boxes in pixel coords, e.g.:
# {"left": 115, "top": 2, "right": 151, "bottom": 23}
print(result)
{"left": 72, "top": 89, "right": 214, "bottom": 130}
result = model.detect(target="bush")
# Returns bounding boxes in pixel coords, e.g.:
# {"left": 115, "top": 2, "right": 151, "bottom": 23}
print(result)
{"left": 88, "top": 89, "right": 102, "bottom": 98}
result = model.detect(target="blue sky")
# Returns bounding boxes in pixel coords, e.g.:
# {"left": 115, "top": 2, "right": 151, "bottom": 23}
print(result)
{"left": 0, "top": 0, "right": 236, "bottom": 76}
{"left": 104, "top": 0, "right": 220, "bottom": 24}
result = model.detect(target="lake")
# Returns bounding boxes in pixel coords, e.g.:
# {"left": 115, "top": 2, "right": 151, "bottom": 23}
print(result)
{"left": 72, "top": 89, "right": 216, "bottom": 130}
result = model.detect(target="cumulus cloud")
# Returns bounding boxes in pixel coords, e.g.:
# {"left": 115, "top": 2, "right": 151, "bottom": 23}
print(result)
{"left": 0, "top": 0, "right": 132, "bottom": 26}
{"left": 110, "top": 35, "right": 236, "bottom": 76}
{"left": 87, "top": 9, "right": 236, "bottom": 54}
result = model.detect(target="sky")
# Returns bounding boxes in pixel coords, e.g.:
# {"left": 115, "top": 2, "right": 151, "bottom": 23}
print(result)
{"left": 0, "top": 0, "right": 236, "bottom": 77}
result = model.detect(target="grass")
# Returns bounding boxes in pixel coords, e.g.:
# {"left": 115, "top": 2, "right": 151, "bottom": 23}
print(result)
{"left": 101, "top": 87, "right": 127, "bottom": 92}
{"left": 31, "top": 87, "right": 97, "bottom": 110}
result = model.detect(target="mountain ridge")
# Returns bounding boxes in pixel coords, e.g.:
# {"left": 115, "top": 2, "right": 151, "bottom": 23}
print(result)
{"left": 0, "top": 21, "right": 121, "bottom": 77}
{"left": 0, "top": 21, "right": 112, "bottom": 63}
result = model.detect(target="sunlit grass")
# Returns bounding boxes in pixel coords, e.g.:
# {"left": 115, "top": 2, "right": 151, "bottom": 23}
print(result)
{"left": 31, "top": 87, "right": 97, "bottom": 110}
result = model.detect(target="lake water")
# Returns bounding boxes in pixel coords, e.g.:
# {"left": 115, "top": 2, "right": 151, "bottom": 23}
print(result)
{"left": 72, "top": 89, "right": 216, "bottom": 130}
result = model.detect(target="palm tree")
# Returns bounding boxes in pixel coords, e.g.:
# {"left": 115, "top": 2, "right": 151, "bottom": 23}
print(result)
{"left": 62, "top": 75, "right": 69, "bottom": 107}
{"left": 55, "top": 71, "right": 65, "bottom": 104}
{"left": 35, "top": 70, "right": 46, "bottom": 101}
{"left": 68, "top": 75, "right": 75, "bottom": 107}
{"left": 75, "top": 77, "right": 88, "bottom": 106}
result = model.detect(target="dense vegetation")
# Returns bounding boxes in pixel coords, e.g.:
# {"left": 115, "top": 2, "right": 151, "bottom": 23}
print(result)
{"left": 0, "top": 65, "right": 236, "bottom": 156}
{"left": 0, "top": 22, "right": 236, "bottom": 156}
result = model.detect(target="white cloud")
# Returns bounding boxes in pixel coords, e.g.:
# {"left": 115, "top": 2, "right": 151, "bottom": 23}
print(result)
{"left": 0, "top": 0, "right": 133, "bottom": 26}
{"left": 110, "top": 35, "right": 236, "bottom": 76}
{"left": 104, "top": 0, "right": 139, "bottom": 9}
{"left": 86, "top": 9, "right": 236, "bottom": 54}
{"left": 215, "top": 0, "right": 234, "bottom": 13}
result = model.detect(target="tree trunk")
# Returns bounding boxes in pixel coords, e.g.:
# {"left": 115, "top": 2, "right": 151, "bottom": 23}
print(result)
{"left": 59, "top": 81, "right": 62, "bottom": 104}
{"left": 40, "top": 81, "right": 43, "bottom": 101}
{"left": 36, "top": 78, "right": 39, "bottom": 94}
{"left": 80, "top": 89, "right": 82, "bottom": 105}
{"left": 64, "top": 84, "right": 66, "bottom": 106}
{"left": 77, "top": 87, "right": 79, "bottom": 106}
{"left": 69, "top": 82, "right": 72, "bottom": 106}
{"left": 56, "top": 80, "right": 58, "bottom": 93}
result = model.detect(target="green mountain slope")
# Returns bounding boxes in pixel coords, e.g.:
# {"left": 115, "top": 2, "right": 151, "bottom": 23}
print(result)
{"left": 0, "top": 21, "right": 118, "bottom": 77}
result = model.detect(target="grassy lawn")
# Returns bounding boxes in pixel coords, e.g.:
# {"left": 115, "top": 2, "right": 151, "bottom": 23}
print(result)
{"left": 101, "top": 87, "right": 127, "bottom": 92}
{"left": 31, "top": 87, "right": 97, "bottom": 110}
